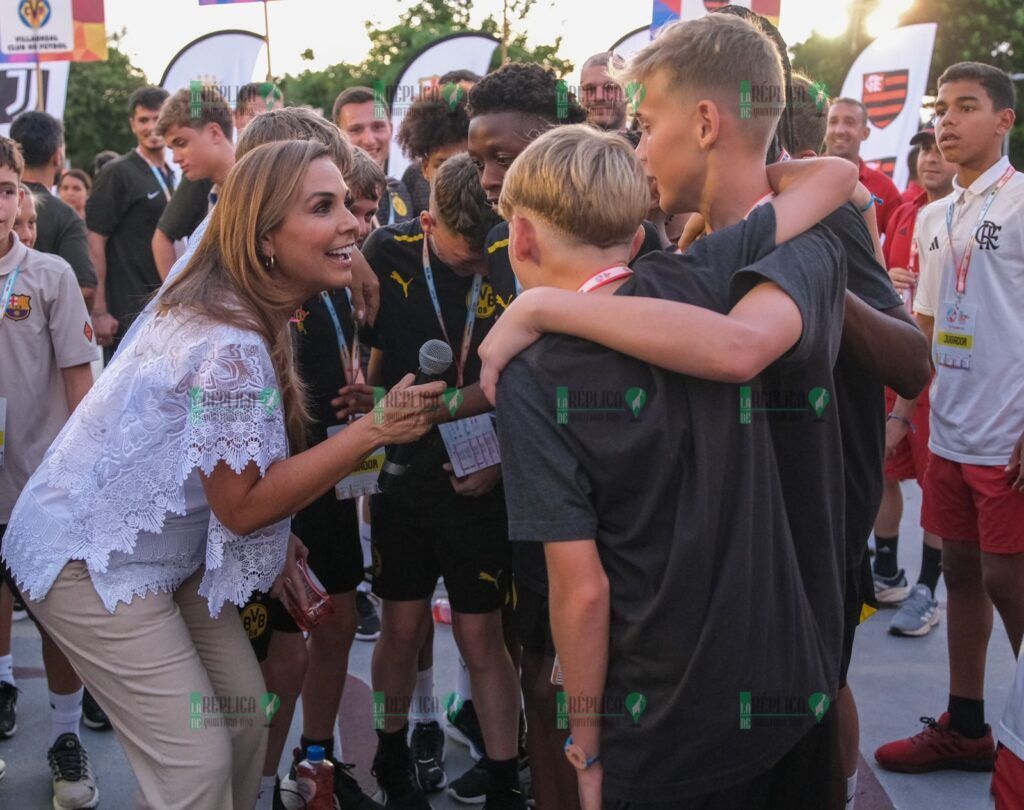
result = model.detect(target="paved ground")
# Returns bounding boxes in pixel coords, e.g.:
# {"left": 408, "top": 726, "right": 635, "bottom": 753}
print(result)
{"left": 1, "top": 479, "right": 1014, "bottom": 808}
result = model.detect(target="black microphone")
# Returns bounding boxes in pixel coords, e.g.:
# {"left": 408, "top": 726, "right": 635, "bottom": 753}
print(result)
{"left": 378, "top": 339, "right": 453, "bottom": 493}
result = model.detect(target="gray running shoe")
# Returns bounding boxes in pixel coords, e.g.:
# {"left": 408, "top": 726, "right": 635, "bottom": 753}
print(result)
{"left": 889, "top": 584, "right": 941, "bottom": 637}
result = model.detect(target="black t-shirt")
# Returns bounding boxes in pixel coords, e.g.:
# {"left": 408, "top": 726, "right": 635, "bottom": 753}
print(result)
{"left": 632, "top": 204, "right": 848, "bottom": 698}
{"left": 377, "top": 176, "right": 415, "bottom": 225}
{"left": 157, "top": 176, "right": 213, "bottom": 241}
{"left": 497, "top": 265, "right": 831, "bottom": 802}
{"left": 401, "top": 162, "right": 431, "bottom": 219}
{"left": 484, "top": 219, "right": 664, "bottom": 312}
{"left": 361, "top": 219, "right": 506, "bottom": 526}
{"left": 86, "top": 152, "right": 174, "bottom": 339}
{"left": 25, "top": 182, "right": 97, "bottom": 289}
{"left": 823, "top": 203, "right": 904, "bottom": 569}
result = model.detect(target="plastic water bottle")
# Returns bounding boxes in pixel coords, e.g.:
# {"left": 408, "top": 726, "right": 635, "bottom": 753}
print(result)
{"left": 432, "top": 597, "right": 451, "bottom": 624}
{"left": 295, "top": 745, "right": 335, "bottom": 810}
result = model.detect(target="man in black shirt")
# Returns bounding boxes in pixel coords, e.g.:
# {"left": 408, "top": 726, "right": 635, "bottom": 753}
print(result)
{"left": 360, "top": 154, "right": 523, "bottom": 808}
{"left": 86, "top": 86, "right": 173, "bottom": 355}
{"left": 10, "top": 112, "right": 96, "bottom": 307}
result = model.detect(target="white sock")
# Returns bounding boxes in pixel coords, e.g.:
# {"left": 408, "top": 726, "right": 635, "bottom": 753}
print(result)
{"left": 412, "top": 666, "right": 439, "bottom": 724}
{"left": 457, "top": 656, "right": 473, "bottom": 701}
{"left": 49, "top": 688, "right": 83, "bottom": 745}
{"left": 846, "top": 771, "right": 857, "bottom": 807}
{"left": 0, "top": 654, "right": 14, "bottom": 687}
{"left": 255, "top": 775, "right": 276, "bottom": 810}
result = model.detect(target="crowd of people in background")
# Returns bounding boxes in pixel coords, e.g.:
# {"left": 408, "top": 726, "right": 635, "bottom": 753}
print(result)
{"left": 0, "top": 6, "right": 1022, "bottom": 810}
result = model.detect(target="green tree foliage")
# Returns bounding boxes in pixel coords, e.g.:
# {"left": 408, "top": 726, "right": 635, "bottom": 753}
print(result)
{"left": 63, "top": 31, "right": 148, "bottom": 171}
{"left": 791, "top": 0, "right": 1024, "bottom": 163}
{"left": 280, "top": 0, "right": 571, "bottom": 115}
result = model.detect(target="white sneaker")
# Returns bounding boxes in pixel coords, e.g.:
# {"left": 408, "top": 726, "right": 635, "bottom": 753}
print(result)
{"left": 889, "top": 584, "right": 941, "bottom": 637}
{"left": 48, "top": 733, "right": 99, "bottom": 809}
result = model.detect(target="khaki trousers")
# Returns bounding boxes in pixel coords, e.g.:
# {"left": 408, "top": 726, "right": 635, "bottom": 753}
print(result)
{"left": 28, "top": 561, "right": 268, "bottom": 810}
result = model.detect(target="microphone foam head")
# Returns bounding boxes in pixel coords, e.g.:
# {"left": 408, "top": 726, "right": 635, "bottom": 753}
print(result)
{"left": 419, "top": 339, "right": 453, "bottom": 376}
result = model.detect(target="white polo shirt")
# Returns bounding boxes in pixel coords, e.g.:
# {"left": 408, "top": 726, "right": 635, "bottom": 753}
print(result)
{"left": 914, "top": 156, "right": 1024, "bottom": 466}
{"left": 0, "top": 233, "right": 96, "bottom": 522}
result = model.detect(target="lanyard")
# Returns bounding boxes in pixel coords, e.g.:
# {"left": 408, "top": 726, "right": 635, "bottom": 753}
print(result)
{"left": 319, "top": 290, "right": 362, "bottom": 386}
{"left": 0, "top": 264, "right": 23, "bottom": 327}
{"left": 422, "top": 237, "right": 481, "bottom": 388}
{"left": 577, "top": 264, "right": 633, "bottom": 293}
{"left": 137, "top": 149, "right": 172, "bottom": 201}
{"left": 945, "top": 165, "right": 1014, "bottom": 297}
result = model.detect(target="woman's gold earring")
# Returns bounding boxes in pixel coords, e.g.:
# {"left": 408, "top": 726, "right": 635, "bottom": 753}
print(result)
{"left": 267, "top": 255, "right": 275, "bottom": 272}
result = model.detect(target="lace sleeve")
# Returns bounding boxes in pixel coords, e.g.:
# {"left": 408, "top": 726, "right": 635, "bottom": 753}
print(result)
{"left": 184, "top": 335, "right": 291, "bottom": 615}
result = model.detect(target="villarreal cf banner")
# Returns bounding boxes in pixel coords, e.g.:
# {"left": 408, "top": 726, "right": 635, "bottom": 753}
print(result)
{"left": 652, "top": 0, "right": 781, "bottom": 35}
{"left": 839, "top": 24, "right": 937, "bottom": 191}
{"left": 0, "top": 0, "right": 106, "bottom": 62}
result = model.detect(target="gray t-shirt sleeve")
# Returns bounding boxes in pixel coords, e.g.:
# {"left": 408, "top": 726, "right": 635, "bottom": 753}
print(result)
{"left": 47, "top": 261, "right": 97, "bottom": 368}
{"left": 496, "top": 350, "right": 597, "bottom": 543}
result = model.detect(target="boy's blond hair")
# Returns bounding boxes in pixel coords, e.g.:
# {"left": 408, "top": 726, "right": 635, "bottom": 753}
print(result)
{"left": 498, "top": 124, "right": 649, "bottom": 249}
{"left": 616, "top": 14, "right": 784, "bottom": 149}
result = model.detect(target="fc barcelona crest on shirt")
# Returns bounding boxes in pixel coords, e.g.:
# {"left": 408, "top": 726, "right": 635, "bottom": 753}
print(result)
{"left": 5, "top": 294, "right": 31, "bottom": 320}
{"left": 862, "top": 71, "right": 909, "bottom": 129}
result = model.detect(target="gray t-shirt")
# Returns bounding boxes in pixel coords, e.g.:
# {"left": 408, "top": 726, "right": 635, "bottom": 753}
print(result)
{"left": 497, "top": 237, "right": 836, "bottom": 801}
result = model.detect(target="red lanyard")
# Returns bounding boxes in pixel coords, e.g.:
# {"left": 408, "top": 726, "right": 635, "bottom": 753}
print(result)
{"left": 577, "top": 264, "right": 633, "bottom": 293}
{"left": 946, "top": 165, "right": 1015, "bottom": 297}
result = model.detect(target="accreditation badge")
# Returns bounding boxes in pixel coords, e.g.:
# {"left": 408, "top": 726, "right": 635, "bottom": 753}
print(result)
{"left": 328, "top": 424, "right": 384, "bottom": 499}
{"left": 934, "top": 299, "right": 977, "bottom": 369}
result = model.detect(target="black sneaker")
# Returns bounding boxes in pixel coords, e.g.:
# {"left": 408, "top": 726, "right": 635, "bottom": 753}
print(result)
{"left": 335, "top": 760, "right": 385, "bottom": 809}
{"left": 371, "top": 739, "right": 432, "bottom": 809}
{"left": 0, "top": 681, "right": 17, "bottom": 738}
{"left": 446, "top": 698, "right": 485, "bottom": 761}
{"left": 286, "top": 745, "right": 383, "bottom": 809}
{"left": 484, "top": 785, "right": 527, "bottom": 810}
{"left": 47, "top": 732, "right": 99, "bottom": 809}
{"left": 447, "top": 760, "right": 487, "bottom": 805}
{"left": 410, "top": 721, "right": 447, "bottom": 792}
{"left": 356, "top": 591, "right": 382, "bottom": 642}
{"left": 81, "top": 689, "right": 112, "bottom": 731}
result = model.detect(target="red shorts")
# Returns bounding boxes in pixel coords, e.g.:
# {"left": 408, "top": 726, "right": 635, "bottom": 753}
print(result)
{"left": 921, "top": 454, "right": 1024, "bottom": 553}
{"left": 994, "top": 744, "right": 1024, "bottom": 809}
{"left": 883, "top": 384, "right": 931, "bottom": 485}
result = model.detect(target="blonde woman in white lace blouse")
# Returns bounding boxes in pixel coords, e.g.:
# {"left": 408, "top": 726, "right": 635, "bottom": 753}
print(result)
{"left": 1, "top": 139, "right": 443, "bottom": 810}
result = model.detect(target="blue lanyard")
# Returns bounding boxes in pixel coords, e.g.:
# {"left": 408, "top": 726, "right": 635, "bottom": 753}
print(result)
{"left": 149, "top": 165, "right": 172, "bottom": 201}
{"left": 421, "top": 237, "right": 481, "bottom": 388}
{"left": 319, "top": 290, "right": 360, "bottom": 385}
{"left": 0, "top": 264, "right": 23, "bottom": 327}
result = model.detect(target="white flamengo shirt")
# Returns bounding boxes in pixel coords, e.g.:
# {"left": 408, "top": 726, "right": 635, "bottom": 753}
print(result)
{"left": 913, "top": 156, "right": 1024, "bottom": 465}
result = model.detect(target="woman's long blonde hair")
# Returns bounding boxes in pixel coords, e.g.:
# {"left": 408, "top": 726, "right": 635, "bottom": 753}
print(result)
{"left": 160, "top": 139, "right": 332, "bottom": 449}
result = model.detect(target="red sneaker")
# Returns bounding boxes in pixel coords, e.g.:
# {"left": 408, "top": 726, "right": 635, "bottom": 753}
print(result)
{"left": 875, "top": 713, "right": 995, "bottom": 773}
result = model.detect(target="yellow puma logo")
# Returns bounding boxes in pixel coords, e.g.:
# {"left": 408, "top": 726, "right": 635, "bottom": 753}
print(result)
{"left": 494, "top": 293, "right": 514, "bottom": 311}
{"left": 390, "top": 271, "right": 413, "bottom": 298}
{"left": 478, "top": 570, "right": 503, "bottom": 591}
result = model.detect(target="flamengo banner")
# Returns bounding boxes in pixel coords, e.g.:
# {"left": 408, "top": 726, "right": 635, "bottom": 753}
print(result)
{"left": 0, "top": 61, "right": 69, "bottom": 136}
{"left": 0, "top": 0, "right": 106, "bottom": 64}
{"left": 160, "top": 30, "right": 266, "bottom": 104}
{"left": 386, "top": 33, "right": 499, "bottom": 182}
{"left": 839, "top": 24, "right": 937, "bottom": 190}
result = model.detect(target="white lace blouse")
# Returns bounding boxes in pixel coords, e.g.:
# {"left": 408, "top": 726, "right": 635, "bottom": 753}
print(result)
{"left": 1, "top": 305, "right": 290, "bottom": 617}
